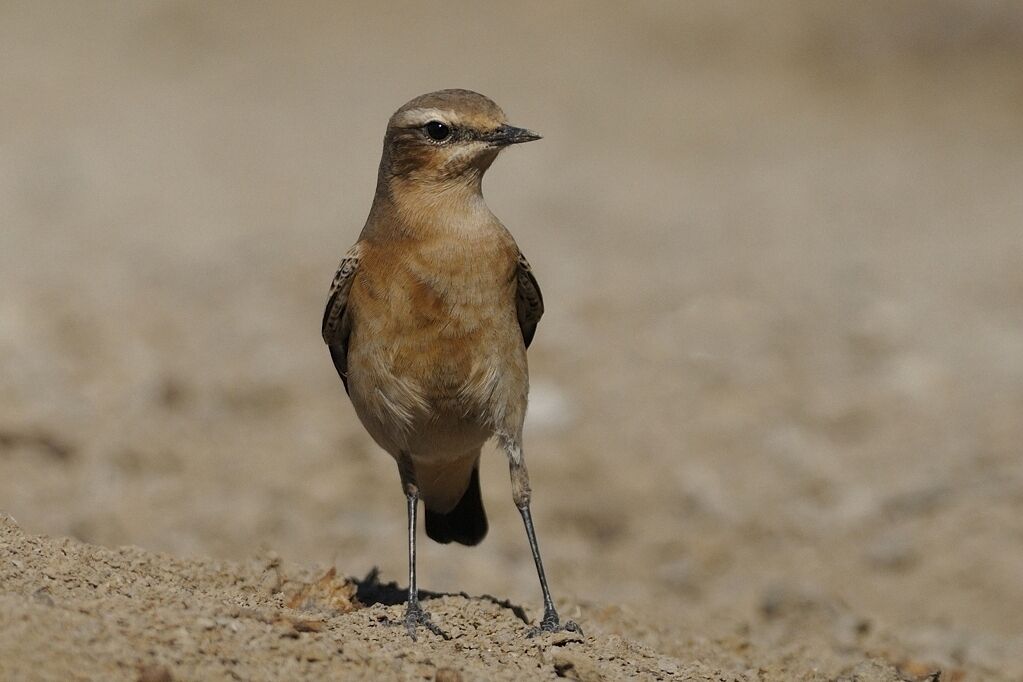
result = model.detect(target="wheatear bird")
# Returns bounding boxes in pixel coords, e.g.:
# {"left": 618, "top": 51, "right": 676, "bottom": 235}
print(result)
{"left": 322, "top": 90, "right": 578, "bottom": 639}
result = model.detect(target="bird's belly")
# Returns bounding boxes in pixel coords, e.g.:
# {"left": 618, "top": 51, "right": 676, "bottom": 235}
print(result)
{"left": 346, "top": 328, "right": 524, "bottom": 460}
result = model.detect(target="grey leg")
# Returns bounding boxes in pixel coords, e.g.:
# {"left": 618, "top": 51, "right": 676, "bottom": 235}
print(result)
{"left": 397, "top": 455, "right": 445, "bottom": 640}
{"left": 500, "top": 436, "right": 582, "bottom": 636}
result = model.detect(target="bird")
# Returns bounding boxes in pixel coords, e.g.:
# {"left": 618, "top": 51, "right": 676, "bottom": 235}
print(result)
{"left": 321, "top": 89, "right": 579, "bottom": 639}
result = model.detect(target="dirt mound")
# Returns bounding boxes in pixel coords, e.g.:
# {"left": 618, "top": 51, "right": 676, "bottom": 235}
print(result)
{"left": 1, "top": 517, "right": 908, "bottom": 681}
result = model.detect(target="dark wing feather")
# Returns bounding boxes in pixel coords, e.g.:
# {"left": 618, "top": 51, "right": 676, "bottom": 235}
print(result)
{"left": 322, "top": 243, "right": 362, "bottom": 394}
{"left": 515, "top": 251, "right": 544, "bottom": 348}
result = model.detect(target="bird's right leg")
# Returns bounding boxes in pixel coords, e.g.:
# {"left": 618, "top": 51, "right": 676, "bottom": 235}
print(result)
{"left": 396, "top": 452, "right": 445, "bottom": 641}
{"left": 498, "top": 434, "right": 582, "bottom": 637}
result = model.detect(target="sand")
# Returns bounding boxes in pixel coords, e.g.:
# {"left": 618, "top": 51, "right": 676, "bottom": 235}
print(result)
{"left": 2, "top": 1, "right": 1022, "bottom": 680}
{"left": 1, "top": 516, "right": 906, "bottom": 680}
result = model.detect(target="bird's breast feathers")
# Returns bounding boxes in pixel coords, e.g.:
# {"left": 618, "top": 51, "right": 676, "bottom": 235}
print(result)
{"left": 345, "top": 236, "right": 528, "bottom": 436}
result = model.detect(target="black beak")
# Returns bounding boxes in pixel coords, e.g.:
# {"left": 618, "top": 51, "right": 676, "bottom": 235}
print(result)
{"left": 484, "top": 125, "right": 542, "bottom": 147}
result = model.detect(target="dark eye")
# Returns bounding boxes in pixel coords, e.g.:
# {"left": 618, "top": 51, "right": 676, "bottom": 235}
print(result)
{"left": 425, "top": 121, "right": 451, "bottom": 141}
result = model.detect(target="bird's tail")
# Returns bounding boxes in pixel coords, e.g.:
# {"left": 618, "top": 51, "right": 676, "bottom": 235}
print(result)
{"left": 425, "top": 466, "right": 488, "bottom": 546}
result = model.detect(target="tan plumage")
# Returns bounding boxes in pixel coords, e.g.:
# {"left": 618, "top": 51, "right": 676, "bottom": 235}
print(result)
{"left": 322, "top": 89, "right": 576, "bottom": 638}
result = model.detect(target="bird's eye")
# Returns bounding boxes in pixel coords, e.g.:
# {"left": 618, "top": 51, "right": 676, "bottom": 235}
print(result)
{"left": 425, "top": 121, "right": 451, "bottom": 141}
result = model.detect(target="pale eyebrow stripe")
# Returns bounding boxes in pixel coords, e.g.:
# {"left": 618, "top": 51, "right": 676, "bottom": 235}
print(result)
{"left": 395, "top": 108, "right": 460, "bottom": 128}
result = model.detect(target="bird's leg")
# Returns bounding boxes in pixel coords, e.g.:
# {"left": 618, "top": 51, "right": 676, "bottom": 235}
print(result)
{"left": 500, "top": 435, "right": 582, "bottom": 637}
{"left": 396, "top": 454, "right": 445, "bottom": 641}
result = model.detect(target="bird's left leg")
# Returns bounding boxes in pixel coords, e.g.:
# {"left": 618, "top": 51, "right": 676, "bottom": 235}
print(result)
{"left": 396, "top": 452, "right": 445, "bottom": 641}
{"left": 498, "top": 434, "right": 582, "bottom": 637}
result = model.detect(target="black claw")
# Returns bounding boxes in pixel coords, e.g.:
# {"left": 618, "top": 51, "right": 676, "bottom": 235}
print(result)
{"left": 397, "top": 601, "right": 448, "bottom": 641}
{"left": 560, "top": 620, "right": 583, "bottom": 636}
{"left": 527, "top": 609, "right": 584, "bottom": 638}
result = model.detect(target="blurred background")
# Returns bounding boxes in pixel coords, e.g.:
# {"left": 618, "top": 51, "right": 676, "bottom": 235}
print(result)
{"left": 2, "top": 1, "right": 1022, "bottom": 677}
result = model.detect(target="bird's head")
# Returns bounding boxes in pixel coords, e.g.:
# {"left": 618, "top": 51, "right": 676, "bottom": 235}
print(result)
{"left": 377, "top": 89, "right": 540, "bottom": 193}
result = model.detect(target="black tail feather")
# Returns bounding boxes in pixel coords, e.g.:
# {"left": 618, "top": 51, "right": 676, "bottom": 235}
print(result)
{"left": 425, "top": 467, "right": 488, "bottom": 546}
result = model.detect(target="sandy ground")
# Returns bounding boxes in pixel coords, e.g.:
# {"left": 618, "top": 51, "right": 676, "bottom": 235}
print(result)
{"left": 2, "top": 1, "right": 1023, "bottom": 680}
{"left": 1, "top": 515, "right": 910, "bottom": 681}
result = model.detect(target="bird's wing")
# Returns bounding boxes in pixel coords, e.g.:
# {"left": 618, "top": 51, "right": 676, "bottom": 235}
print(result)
{"left": 322, "top": 243, "right": 363, "bottom": 394}
{"left": 515, "top": 251, "right": 544, "bottom": 349}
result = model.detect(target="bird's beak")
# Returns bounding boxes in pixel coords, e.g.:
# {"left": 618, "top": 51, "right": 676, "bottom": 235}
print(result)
{"left": 484, "top": 125, "right": 542, "bottom": 147}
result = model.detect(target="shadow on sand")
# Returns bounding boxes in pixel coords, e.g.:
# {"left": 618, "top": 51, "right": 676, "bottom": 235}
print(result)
{"left": 353, "top": 567, "right": 531, "bottom": 626}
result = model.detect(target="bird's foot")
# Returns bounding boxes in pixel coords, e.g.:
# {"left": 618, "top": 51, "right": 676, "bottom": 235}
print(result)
{"left": 392, "top": 600, "right": 448, "bottom": 641}
{"left": 527, "top": 608, "right": 583, "bottom": 638}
